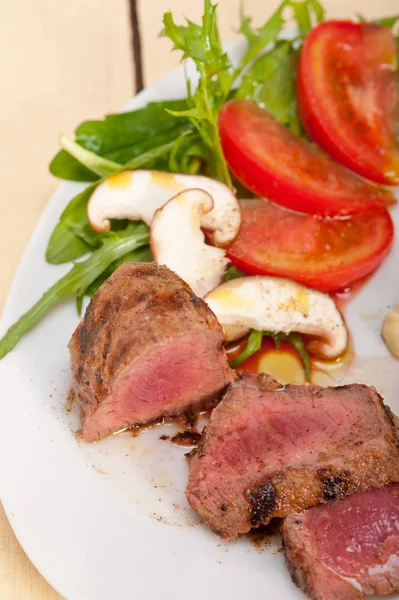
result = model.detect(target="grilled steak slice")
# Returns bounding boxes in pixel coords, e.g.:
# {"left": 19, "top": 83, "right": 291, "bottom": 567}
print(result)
{"left": 69, "top": 263, "right": 233, "bottom": 442}
{"left": 186, "top": 373, "right": 399, "bottom": 539}
{"left": 282, "top": 485, "right": 399, "bottom": 600}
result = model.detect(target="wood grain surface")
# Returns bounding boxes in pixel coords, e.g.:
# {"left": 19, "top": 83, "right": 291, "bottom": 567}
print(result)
{"left": 0, "top": 0, "right": 396, "bottom": 597}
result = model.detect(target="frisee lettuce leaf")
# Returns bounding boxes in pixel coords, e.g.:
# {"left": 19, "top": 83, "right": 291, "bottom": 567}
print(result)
{"left": 162, "top": 0, "right": 233, "bottom": 187}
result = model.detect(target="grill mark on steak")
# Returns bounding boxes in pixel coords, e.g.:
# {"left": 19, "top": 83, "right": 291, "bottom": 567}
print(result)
{"left": 246, "top": 481, "right": 277, "bottom": 527}
{"left": 317, "top": 469, "right": 351, "bottom": 501}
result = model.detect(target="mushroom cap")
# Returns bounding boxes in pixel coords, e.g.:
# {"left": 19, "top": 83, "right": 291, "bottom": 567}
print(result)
{"left": 87, "top": 170, "right": 241, "bottom": 247}
{"left": 150, "top": 189, "right": 229, "bottom": 298}
{"left": 205, "top": 276, "right": 348, "bottom": 360}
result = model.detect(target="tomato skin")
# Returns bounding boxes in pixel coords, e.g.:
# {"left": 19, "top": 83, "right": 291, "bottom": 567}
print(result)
{"left": 226, "top": 200, "right": 394, "bottom": 292}
{"left": 297, "top": 21, "right": 399, "bottom": 186}
{"left": 219, "top": 100, "right": 394, "bottom": 218}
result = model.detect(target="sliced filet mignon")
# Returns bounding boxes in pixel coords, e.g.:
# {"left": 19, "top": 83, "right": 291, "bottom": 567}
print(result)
{"left": 282, "top": 484, "right": 399, "bottom": 600}
{"left": 69, "top": 263, "right": 233, "bottom": 442}
{"left": 186, "top": 373, "right": 399, "bottom": 539}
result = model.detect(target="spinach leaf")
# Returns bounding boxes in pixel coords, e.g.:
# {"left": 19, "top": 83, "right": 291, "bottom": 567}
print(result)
{"left": 50, "top": 152, "right": 99, "bottom": 182}
{"left": 49, "top": 100, "right": 191, "bottom": 181}
{"left": 46, "top": 185, "right": 99, "bottom": 264}
{"left": 0, "top": 223, "right": 149, "bottom": 360}
{"left": 373, "top": 15, "right": 399, "bottom": 28}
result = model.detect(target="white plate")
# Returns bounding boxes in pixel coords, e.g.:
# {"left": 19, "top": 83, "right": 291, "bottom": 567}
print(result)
{"left": 1, "top": 42, "right": 399, "bottom": 600}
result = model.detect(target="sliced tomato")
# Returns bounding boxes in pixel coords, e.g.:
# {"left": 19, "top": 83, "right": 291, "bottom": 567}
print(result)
{"left": 226, "top": 200, "right": 394, "bottom": 292}
{"left": 297, "top": 21, "right": 399, "bottom": 185}
{"left": 219, "top": 100, "right": 394, "bottom": 217}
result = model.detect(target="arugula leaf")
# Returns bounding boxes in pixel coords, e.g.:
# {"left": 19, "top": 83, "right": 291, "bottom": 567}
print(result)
{"left": 291, "top": 1, "right": 312, "bottom": 35}
{"left": 162, "top": 0, "right": 233, "bottom": 187}
{"left": 81, "top": 245, "right": 153, "bottom": 303}
{"left": 238, "top": 2, "right": 287, "bottom": 67}
{"left": 168, "top": 131, "right": 208, "bottom": 174}
{"left": 236, "top": 0, "right": 324, "bottom": 134}
{"left": 161, "top": 0, "right": 324, "bottom": 187}
{"left": 0, "top": 223, "right": 149, "bottom": 360}
{"left": 373, "top": 15, "right": 399, "bottom": 28}
{"left": 229, "top": 330, "right": 263, "bottom": 368}
{"left": 308, "top": 0, "right": 325, "bottom": 23}
{"left": 239, "top": 0, "right": 324, "bottom": 67}
{"left": 236, "top": 41, "right": 302, "bottom": 134}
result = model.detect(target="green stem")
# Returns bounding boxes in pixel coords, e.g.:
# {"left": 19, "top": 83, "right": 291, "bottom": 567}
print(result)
{"left": 60, "top": 135, "right": 120, "bottom": 177}
{"left": 229, "top": 330, "right": 263, "bottom": 368}
{"left": 198, "top": 66, "right": 233, "bottom": 188}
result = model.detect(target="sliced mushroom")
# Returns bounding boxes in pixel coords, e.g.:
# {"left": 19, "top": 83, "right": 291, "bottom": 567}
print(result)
{"left": 382, "top": 303, "right": 399, "bottom": 359}
{"left": 87, "top": 170, "right": 241, "bottom": 247}
{"left": 205, "top": 276, "right": 348, "bottom": 360}
{"left": 150, "top": 189, "right": 229, "bottom": 298}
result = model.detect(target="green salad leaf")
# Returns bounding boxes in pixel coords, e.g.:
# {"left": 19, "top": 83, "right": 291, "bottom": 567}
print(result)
{"left": 162, "top": 0, "right": 233, "bottom": 187}
{"left": 59, "top": 135, "right": 121, "bottom": 178}
{"left": 237, "top": 0, "right": 324, "bottom": 134}
{"left": 236, "top": 41, "right": 303, "bottom": 134}
{"left": 0, "top": 223, "right": 149, "bottom": 360}
{"left": 50, "top": 100, "right": 192, "bottom": 181}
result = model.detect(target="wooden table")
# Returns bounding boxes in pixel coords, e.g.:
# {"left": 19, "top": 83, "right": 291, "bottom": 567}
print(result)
{"left": 0, "top": 0, "right": 395, "bottom": 597}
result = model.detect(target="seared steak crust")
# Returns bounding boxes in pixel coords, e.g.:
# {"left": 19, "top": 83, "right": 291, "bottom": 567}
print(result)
{"left": 69, "top": 263, "right": 233, "bottom": 441}
{"left": 186, "top": 374, "right": 399, "bottom": 539}
{"left": 282, "top": 485, "right": 399, "bottom": 599}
